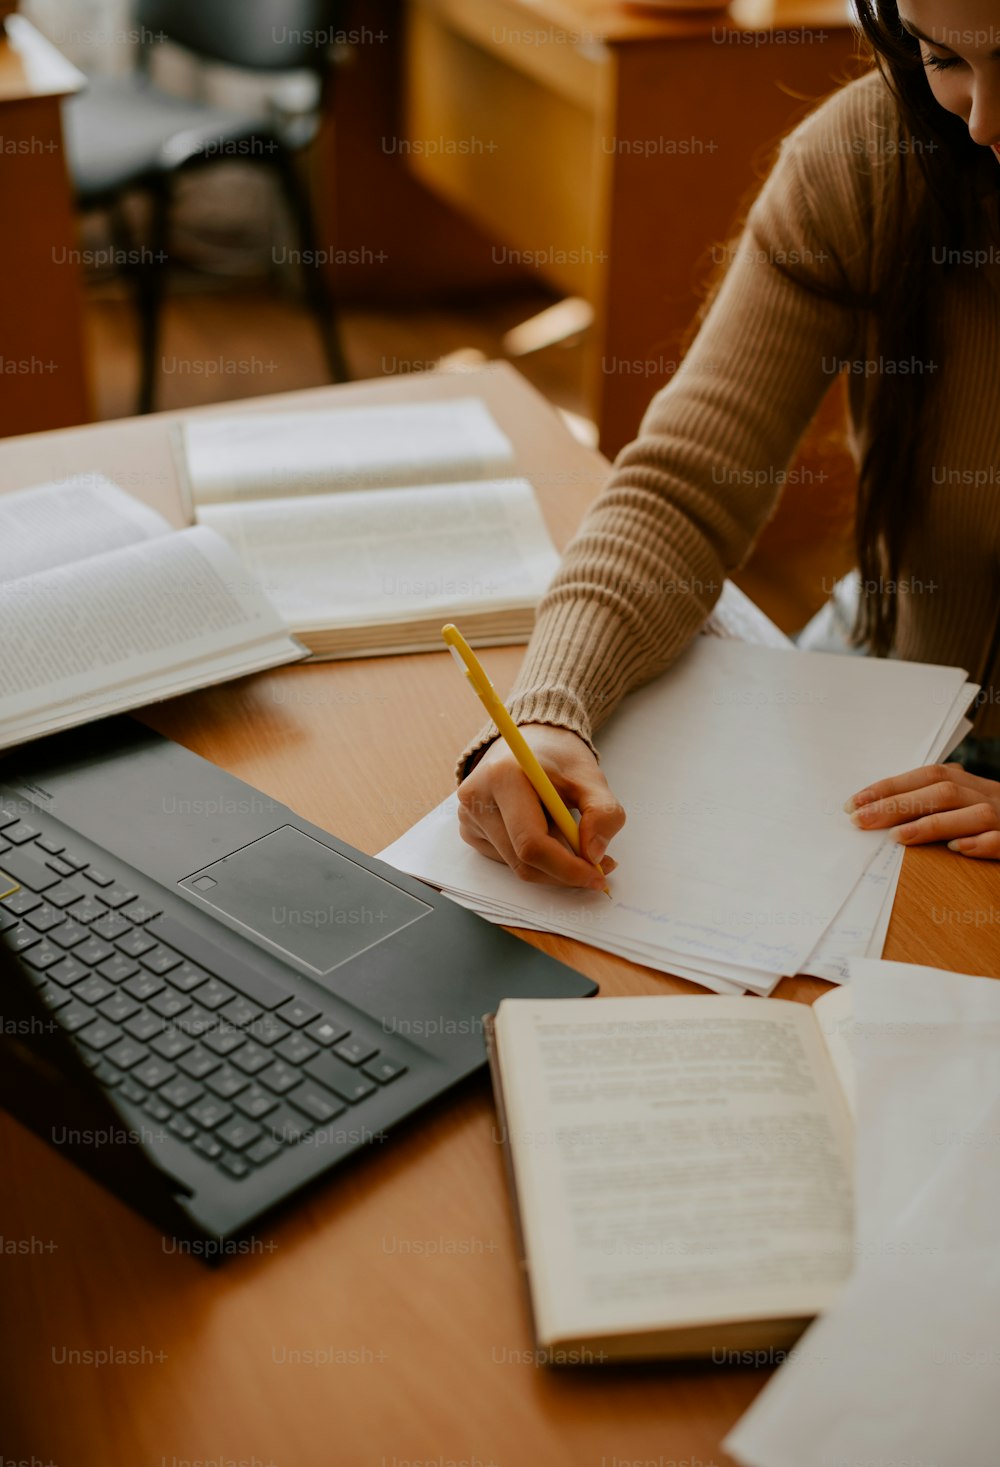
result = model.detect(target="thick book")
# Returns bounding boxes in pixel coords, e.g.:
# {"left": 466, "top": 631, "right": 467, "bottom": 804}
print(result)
{"left": 485, "top": 988, "right": 856, "bottom": 1362}
{"left": 175, "top": 399, "right": 561, "bottom": 658}
{"left": 0, "top": 475, "right": 304, "bottom": 752}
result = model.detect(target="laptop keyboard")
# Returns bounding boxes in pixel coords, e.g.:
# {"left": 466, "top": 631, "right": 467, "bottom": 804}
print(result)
{"left": 0, "top": 809, "right": 408, "bottom": 1183}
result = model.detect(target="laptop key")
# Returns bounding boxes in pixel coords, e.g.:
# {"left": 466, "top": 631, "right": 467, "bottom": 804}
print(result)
{"left": 58, "top": 1002, "right": 95, "bottom": 1033}
{"left": 217, "top": 1117, "right": 263, "bottom": 1152}
{"left": 116, "top": 930, "right": 156, "bottom": 959}
{"left": 139, "top": 945, "right": 181, "bottom": 977}
{"left": 304, "top": 1053, "right": 377, "bottom": 1105}
{"left": 0, "top": 809, "right": 19, "bottom": 830}
{"left": 23, "top": 942, "right": 61, "bottom": 972}
{"left": 51, "top": 921, "right": 89, "bottom": 950}
{"left": 276, "top": 997, "right": 322, "bottom": 1028}
{"left": 144, "top": 1098, "right": 171, "bottom": 1123}
{"left": 91, "top": 913, "right": 133, "bottom": 943}
{"left": 189, "top": 1098, "right": 233, "bottom": 1130}
{"left": 74, "top": 976, "right": 114, "bottom": 1006}
{"left": 77, "top": 1018, "right": 123, "bottom": 1052}
{"left": 118, "top": 1078, "right": 147, "bottom": 1105}
{"left": 48, "top": 957, "right": 90, "bottom": 988}
{"left": 194, "top": 1133, "right": 223, "bottom": 1161}
{"left": 218, "top": 996, "right": 261, "bottom": 1029}
{"left": 68, "top": 896, "right": 108, "bottom": 924}
{"left": 133, "top": 1057, "right": 176, "bottom": 1090}
{"left": 362, "top": 1057, "right": 408, "bottom": 1085}
{"left": 265, "top": 1105, "right": 313, "bottom": 1144}
{"left": 5, "top": 924, "right": 41, "bottom": 952}
{"left": 37, "top": 983, "right": 71, "bottom": 1011}
{"left": 204, "top": 1066, "right": 248, "bottom": 1100}
{"left": 160, "top": 1076, "right": 203, "bottom": 1109}
{"left": 218, "top": 1152, "right": 251, "bottom": 1179}
{"left": 93, "top": 1060, "right": 122, "bottom": 1087}
{"left": 36, "top": 985, "right": 71, "bottom": 1009}
{"left": 75, "top": 937, "right": 113, "bottom": 967}
{"left": 333, "top": 1036, "right": 379, "bottom": 1067}
{"left": 177, "top": 1045, "right": 221, "bottom": 1080}
{"left": 233, "top": 1084, "right": 279, "bottom": 1120}
{"left": 45, "top": 857, "right": 74, "bottom": 878}
{"left": 24, "top": 904, "right": 63, "bottom": 933}
{"left": 0, "top": 907, "right": 18, "bottom": 932}
{"left": 258, "top": 1060, "right": 300, "bottom": 1096}
{"left": 35, "top": 837, "right": 64, "bottom": 856}
{"left": 275, "top": 1032, "right": 318, "bottom": 1066}
{"left": 57, "top": 853, "right": 88, "bottom": 873}
{"left": 203, "top": 1026, "right": 244, "bottom": 1057}
{"left": 149, "top": 989, "right": 190, "bottom": 1020}
{"left": 288, "top": 1080, "right": 346, "bottom": 1125}
{"left": 304, "top": 1016, "right": 351, "bottom": 1047}
{"left": 3, "top": 823, "right": 40, "bottom": 846}
{"left": 230, "top": 1040, "right": 271, "bottom": 1075}
{"left": 105, "top": 1038, "right": 149, "bottom": 1070}
{"left": 191, "top": 978, "right": 234, "bottom": 1011}
{"left": 83, "top": 868, "right": 114, "bottom": 888}
{"left": 245, "top": 1133, "right": 283, "bottom": 1165}
{"left": 168, "top": 1114, "right": 197, "bottom": 1142}
{"left": 167, "top": 960, "right": 209, "bottom": 993}
{"left": 102, "top": 887, "right": 137, "bottom": 910}
{"left": 2, "top": 889, "right": 42, "bottom": 917}
{"left": 174, "top": 1004, "right": 215, "bottom": 1037}
{"left": 151, "top": 1029, "right": 193, "bottom": 1062}
{"left": 124, "top": 1010, "right": 163, "bottom": 1042}
{"left": 123, "top": 971, "right": 164, "bottom": 1002}
{"left": 44, "top": 881, "right": 87, "bottom": 909}
{"left": 247, "top": 1013, "right": 290, "bottom": 1046}
{"left": 98, "top": 993, "right": 140, "bottom": 1024}
{"left": 98, "top": 953, "right": 139, "bottom": 983}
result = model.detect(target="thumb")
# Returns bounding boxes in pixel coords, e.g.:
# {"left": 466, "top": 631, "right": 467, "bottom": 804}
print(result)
{"left": 571, "top": 777, "right": 626, "bottom": 865}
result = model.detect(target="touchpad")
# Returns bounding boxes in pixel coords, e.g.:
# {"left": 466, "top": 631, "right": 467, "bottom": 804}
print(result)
{"left": 179, "top": 826, "right": 431, "bottom": 977}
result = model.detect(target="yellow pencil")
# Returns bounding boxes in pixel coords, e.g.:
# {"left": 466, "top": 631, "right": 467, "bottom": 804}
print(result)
{"left": 442, "top": 623, "right": 611, "bottom": 896}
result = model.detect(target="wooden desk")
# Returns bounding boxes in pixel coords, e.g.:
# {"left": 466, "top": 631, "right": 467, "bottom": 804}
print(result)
{"left": 0, "top": 16, "right": 89, "bottom": 436}
{"left": 1, "top": 365, "right": 997, "bottom": 1467}
{"left": 327, "top": 0, "right": 860, "bottom": 456}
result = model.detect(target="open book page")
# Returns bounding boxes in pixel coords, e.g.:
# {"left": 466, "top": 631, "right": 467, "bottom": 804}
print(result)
{"left": 494, "top": 995, "right": 853, "bottom": 1348}
{"left": 197, "top": 478, "right": 560, "bottom": 630}
{"left": 0, "top": 475, "right": 170, "bottom": 582}
{"left": 811, "top": 985, "right": 856, "bottom": 1119}
{"left": 179, "top": 398, "right": 516, "bottom": 505}
{"left": 0, "top": 527, "right": 301, "bottom": 748}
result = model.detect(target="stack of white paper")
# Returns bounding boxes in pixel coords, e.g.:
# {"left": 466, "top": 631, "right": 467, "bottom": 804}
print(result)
{"left": 725, "top": 958, "right": 1000, "bottom": 1467}
{"left": 379, "top": 607, "right": 976, "bottom": 995}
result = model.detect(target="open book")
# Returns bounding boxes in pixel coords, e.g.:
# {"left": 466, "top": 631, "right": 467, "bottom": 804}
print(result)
{"left": 0, "top": 476, "right": 304, "bottom": 752}
{"left": 486, "top": 987, "right": 856, "bottom": 1362}
{"left": 176, "top": 399, "right": 561, "bottom": 658}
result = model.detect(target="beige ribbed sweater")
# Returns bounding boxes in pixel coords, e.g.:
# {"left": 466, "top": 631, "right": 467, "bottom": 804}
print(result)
{"left": 461, "top": 70, "right": 1000, "bottom": 776}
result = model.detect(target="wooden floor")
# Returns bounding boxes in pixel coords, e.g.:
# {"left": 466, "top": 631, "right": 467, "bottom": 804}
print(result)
{"left": 83, "top": 275, "right": 856, "bottom": 634}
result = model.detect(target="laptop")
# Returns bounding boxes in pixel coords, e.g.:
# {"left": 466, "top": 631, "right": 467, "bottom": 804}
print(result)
{"left": 0, "top": 718, "right": 596, "bottom": 1248}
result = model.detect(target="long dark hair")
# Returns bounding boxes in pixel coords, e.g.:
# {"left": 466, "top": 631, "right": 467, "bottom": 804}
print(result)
{"left": 845, "top": 2, "right": 996, "bottom": 653}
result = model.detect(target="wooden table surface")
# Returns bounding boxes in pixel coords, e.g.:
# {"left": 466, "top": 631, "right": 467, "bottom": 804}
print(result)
{"left": 1, "top": 364, "right": 997, "bottom": 1467}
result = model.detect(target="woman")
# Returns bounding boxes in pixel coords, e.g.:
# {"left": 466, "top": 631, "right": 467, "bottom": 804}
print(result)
{"left": 457, "top": 0, "right": 1000, "bottom": 887}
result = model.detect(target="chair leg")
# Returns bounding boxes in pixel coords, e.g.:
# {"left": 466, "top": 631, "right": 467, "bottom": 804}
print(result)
{"left": 273, "top": 145, "right": 350, "bottom": 383}
{"left": 136, "top": 176, "right": 171, "bottom": 415}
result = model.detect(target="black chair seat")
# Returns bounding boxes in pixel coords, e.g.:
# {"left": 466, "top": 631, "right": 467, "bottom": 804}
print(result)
{"left": 64, "top": 73, "right": 268, "bottom": 204}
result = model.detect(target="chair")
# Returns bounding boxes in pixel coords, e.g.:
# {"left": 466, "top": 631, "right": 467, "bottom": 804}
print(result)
{"left": 63, "top": 0, "right": 350, "bottom": 413}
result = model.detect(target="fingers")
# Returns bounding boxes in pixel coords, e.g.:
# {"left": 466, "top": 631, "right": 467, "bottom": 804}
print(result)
{"left": 846, "top": 763, "right": 985, "bottom": 813}
{"left": 569, "top": 777, "right": 627, "bottom": 866}
{"left": 458, "top": 764, "right": 608, "bottom": 889}
{"left": 949, "top": 832, "right": 1000, "bottom": 860}
{"left": 894, "top": 802, "right": 1000, "bottom": 847}
{"left": 849, "top": 778, "right": 985, "bottom": 831}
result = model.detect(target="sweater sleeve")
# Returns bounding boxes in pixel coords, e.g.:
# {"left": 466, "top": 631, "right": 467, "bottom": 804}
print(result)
{"left": 457, "top": 75, "right": 885, "bottom": 779}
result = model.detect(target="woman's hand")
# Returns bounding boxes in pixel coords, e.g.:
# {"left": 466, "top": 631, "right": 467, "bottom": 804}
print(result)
{"left": 457, "top": 724, "right": 626, "bottom": 888}
{"left": 846, "top": 763, "right": 1000, "bottom": 859}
